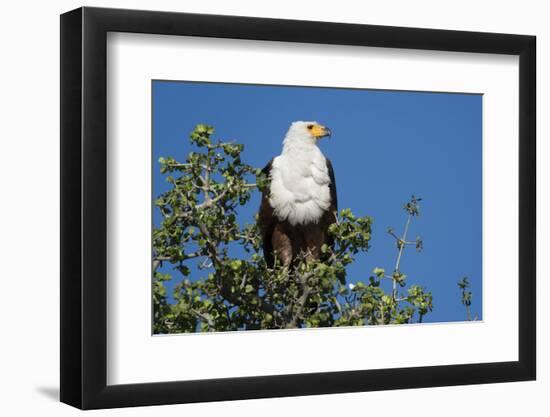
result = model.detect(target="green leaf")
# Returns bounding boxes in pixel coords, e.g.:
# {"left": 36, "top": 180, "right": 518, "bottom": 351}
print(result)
{"left": 373, "top": 267, "right": 385, "bottom": 278}
{"left": 230, "top": 260, "right": 242, "bottom": 270}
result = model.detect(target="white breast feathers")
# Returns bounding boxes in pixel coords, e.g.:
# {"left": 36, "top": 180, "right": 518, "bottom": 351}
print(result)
{"left": 269, "top": 147, "right": 331, "bottom": 226}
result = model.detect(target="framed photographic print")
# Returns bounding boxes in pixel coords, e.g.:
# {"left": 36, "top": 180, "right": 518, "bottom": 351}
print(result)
{"left": 60, "top": 6, "right": 536, "bottom": 410}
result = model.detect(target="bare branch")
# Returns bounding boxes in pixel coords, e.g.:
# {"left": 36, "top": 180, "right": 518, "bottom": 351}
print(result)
{"left": 392, "top": 213, "right": 412, "bottom": 300}
{"left": 190, "top": 309, "right": 215, "bottom": 328}
{"left": 286, "top": 271, "right": 314, "bottom": 328}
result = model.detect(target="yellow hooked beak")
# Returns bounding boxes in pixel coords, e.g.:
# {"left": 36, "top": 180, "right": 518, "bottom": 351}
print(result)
{"left": 308, "top": 123, "right": 332, "bottom": 139}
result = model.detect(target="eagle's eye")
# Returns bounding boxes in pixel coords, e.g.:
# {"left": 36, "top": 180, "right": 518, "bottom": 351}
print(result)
{"left": 307, "top": 124, "right": 314, "bottom": 130}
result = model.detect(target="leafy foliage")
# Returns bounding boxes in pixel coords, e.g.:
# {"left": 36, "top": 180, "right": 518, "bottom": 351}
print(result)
{"left": 153, "top": 124, "right": 433, "bottom": 333}
{"left": 458, "top": 276, "right": 474, "bottom": 321}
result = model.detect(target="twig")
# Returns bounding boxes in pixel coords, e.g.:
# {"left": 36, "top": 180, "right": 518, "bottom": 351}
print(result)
{"left": 465, "top": 304, "right": 472, "bottom": 321}
{"left": 392, "top": 213, "right": 412, "bottom": 300}
{"left": 195, "top": 189, "right": 228, "bottom": 210}
{"left": 166, "top": 163, "right": 191, "bottom": 168}
{"left": 190, "top": 309, "right": 215, "bottom": 328}
{"left": 286, "top": 271, "right": 313, "bottom": 328}
{"left": 153, "top": 251, "right": 203, "bottom": 271}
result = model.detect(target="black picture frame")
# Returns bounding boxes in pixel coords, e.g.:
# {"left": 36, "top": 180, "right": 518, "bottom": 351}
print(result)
{"left": 60, "top": 6, "right": 536, "bottom": 410}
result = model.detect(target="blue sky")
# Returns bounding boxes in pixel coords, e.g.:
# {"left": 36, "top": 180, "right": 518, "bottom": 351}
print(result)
{"left": 153, "top": 80, "right": 482, "bottom": 323}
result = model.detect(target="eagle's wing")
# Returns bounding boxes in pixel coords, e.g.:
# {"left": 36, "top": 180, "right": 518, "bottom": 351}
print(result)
{"left": 326, "top": 158, "right": 338, "bottom": 214}
{"left": 323, "top": 158, "right": 338, "bottom": 253}
{"left": 258, "top": 159, "right": 275, "bottom": 267}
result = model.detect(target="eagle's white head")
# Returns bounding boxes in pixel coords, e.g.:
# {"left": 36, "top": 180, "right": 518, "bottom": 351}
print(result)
{"left": 270, "top": 121, "right": 333, "bottom": 225}
{"left": 282, "top": 121, "right": 332, "bottom": 151}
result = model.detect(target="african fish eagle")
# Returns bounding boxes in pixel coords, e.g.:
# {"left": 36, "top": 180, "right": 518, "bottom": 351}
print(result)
{"left": 258, "top": 121, "right": 337, "bottom": 267}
